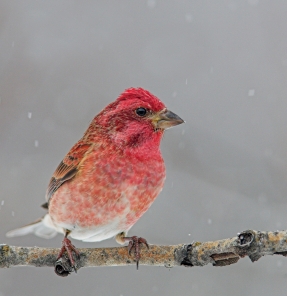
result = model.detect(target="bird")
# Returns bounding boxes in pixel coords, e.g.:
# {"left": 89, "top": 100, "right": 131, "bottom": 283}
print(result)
{"left": 7, "top": 87, "right": 184, "bottom": 271}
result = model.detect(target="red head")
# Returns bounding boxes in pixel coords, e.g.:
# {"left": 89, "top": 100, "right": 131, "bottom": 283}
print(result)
{"left": 93, "top": 87, "right": 184, "bottom": 152}
{"left": 116, "top": 87, "right": 166, "bottom": 112}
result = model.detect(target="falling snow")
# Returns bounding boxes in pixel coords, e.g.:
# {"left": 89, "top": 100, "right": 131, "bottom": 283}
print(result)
{"left": 248, "top": 89, "right": 255, "bottom": 96}
{"left": 34, "top": 140, "right": 39, "bottom": 147}
{"left": 185, "top": 14, "right": 193, "bottom": 23}
{"left": 12, "top": 211, "right": 15, "bottom": 216}
{"left": 208, "top": 219, "right": 212, "bottom": 225}
{"left": 28, "top": 112, "right": 32, "bottom": 119}
{"left": 1, "top": 200, "right": 4, "bottom": 206}
{"left": 147, "top": 0, "right": 156, "bottom": 8}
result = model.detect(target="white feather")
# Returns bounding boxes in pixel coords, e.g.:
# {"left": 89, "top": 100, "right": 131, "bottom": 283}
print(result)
{"left": 6, "top": 214, "right": 59, "bottom": 239}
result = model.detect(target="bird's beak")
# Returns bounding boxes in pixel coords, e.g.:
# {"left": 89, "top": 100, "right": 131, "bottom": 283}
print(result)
{"left": 152, "top": 109, "right": 184, "bottom": 130}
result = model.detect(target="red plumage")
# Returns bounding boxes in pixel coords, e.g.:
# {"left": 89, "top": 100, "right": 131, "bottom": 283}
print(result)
{"left": 7, "top": 87, "right": 184, "bottom": 271}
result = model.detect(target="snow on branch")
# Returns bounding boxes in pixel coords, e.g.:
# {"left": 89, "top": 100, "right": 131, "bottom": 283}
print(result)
{"left": 1, "top": 230, "right": 287, "bottom": 277}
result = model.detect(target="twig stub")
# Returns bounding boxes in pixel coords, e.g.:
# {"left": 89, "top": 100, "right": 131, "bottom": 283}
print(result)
{"left": 1, "top": 229, "right": 287, "bottom": 277}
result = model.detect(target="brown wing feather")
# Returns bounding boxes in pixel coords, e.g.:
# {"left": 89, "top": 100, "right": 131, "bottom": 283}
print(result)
{"left": 45, "top": 141, "right": 92, "bottom": 205}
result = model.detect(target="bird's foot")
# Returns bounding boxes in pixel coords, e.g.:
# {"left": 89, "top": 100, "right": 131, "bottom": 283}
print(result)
{"left": 56, "top": 237, "right": 80, "bottom": 272}
{"left": 124, "top": 236, "right": 149, "bottom": 269}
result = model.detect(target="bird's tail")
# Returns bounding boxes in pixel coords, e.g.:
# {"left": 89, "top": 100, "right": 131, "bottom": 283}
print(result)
{"left": 6, "top": 214, "right": 58, "bottom": 239}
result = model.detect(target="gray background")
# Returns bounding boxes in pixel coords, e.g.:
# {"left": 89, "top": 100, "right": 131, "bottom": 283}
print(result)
{"left": 1, "top": 0, "right": 287, "bottom": 295}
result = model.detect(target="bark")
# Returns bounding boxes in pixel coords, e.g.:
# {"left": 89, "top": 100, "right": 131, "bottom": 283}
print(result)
{"left": 1, "top": 230, "right": 287, "bottom": 277}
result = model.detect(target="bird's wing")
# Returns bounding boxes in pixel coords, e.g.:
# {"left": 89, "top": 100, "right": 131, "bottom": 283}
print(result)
{"left": 45, "top": 141, "right": 92, "bottom": 205}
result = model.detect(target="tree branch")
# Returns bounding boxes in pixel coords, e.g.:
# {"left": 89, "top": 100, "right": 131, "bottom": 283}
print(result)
{"left": 1, "top": 230, "right": 287, "bottom": 276}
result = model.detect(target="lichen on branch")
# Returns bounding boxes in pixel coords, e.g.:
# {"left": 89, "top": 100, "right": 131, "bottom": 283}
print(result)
{"left": 1, "top": 230, "right": 287, "bottom": 277}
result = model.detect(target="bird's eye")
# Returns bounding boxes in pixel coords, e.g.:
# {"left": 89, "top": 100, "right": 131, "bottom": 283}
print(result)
{"left": 136, "top": 107, "right": 147, "bottom": 117}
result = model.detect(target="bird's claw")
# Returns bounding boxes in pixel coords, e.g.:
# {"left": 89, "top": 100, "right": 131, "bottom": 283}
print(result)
{"left": 56, "top": 237, "right": 80, "bottom": 271}
{"left": 125, "top": 236, "right": 149, "bottom": 269}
